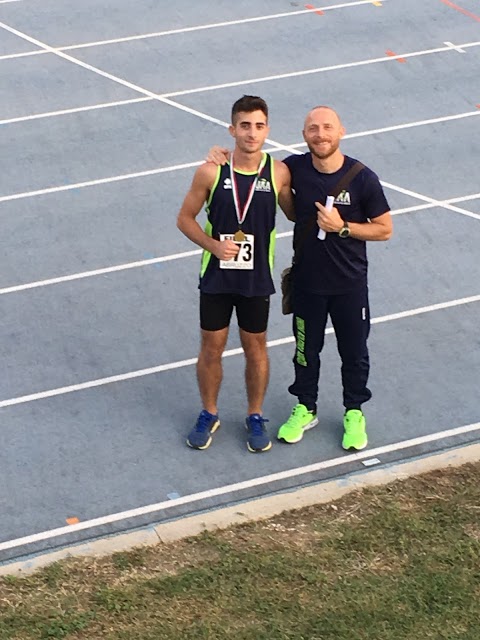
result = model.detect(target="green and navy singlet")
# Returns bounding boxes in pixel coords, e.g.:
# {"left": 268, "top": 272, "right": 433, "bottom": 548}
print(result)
{"left": 199, "top": 153, "right": 278, "bottom": 297}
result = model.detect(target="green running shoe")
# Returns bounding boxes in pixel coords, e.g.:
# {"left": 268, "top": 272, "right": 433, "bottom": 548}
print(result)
{"left": 342, "top": 409, "right": 368, "bottom": 450}
{"left": 277, "top": 404, "right": 318, "bottom": 444}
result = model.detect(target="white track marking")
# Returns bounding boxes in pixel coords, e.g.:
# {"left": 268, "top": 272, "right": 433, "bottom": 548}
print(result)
{"left": 61, "top": 0, "right": 384, "bottom": 50}
{"left": 0, "top": 294, "right": 478, "bottom": 410}
{"left": 0, "top": 49, "right": 45, "bottom": 62}
{"left": 0, "top": 20, "right": 284, "bottom": 170}
{"left": 0, "top": 49, "right": 41, "bottom": 61}
{"left": 0, "top": 161, "right": 203, "bottom": 203}
{"left": 0, "top": 37, "right": 479, "bottom": 122}
{"left": 0, "top": 22, "right": 477, "bottom": 283}
{"left": 0, "top": 7, "right": 477, "bottom": 556}
{"left": 390, "top": 193, "right": 480, "bottom": 216}
{"left": 382, "top": 182, "right": 480, "bottom": 221}
{"left": 0, "top": 418, "right": 479, "bottom": 552}
{"left": 444, "top": 41, "right": 465, "bottom": 53}
{"left": 0, "top": 0, "right": 385, "bottom": 63}
{"left": 0, "top": 230, "right": 288, "bottom": 296}
{"left": 2, "top": 93, "right": 478, "bottom": 133}
{"left": 161, "top": 41, "right": 480, "bottom": 98}
{"left": 0, "top": 193, "right": 478, "bottom": 297}
{"left": 0, "top": 97, "right": 151, "bottom": 126}
{"left": 1, "top": 109, "right": 479, "bottom": 202}
{"left": 337, "top": 110, "right": 480, "bottom": 140}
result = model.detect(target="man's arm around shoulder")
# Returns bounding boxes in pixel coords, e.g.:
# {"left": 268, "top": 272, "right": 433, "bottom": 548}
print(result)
{"left": 275, "top": 160, "right": 296, "bottom": 222}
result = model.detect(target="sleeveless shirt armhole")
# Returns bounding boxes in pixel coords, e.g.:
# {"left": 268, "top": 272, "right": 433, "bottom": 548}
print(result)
{"left": 206, "top": 165, "right": 222, "bottom": 208}
{"left": 270, "top": 155, "right": 279, "bottom": 203}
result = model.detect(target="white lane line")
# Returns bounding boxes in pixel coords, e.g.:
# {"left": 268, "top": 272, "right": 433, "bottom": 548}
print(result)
{"left": 2, "top": 89, "right": 479, "bottom": 134}
{"left": 0, "top": 48, "right": 41, "bottom": 62}
{"left": 0, "top": 0, "right": 386, "bottom": 63}
{"left": 1, "top": 39, "right": 479, "bottom": 126}
{"left": 0, "top": 161, "right": 202, "bottom": 203}
{"left": 1, "top": 193, "right": 478, "bottom": 297}
{"left": 161, "top": 41, "right": 480, "bottom": 99}
{"left": 1, "top": 22, "right": 477, "bottom": 229}
{"left": 0, "top": 20, "right": 273, "bottom": 166}
{"left": 1, "top": 109, "right": 478, "bottom": 202}
{"left": 0, "top": 97, "right": 151, "bottom": 126}
{"left": 383, "top": 182, "right": 480, "bottom": 221}
{"left": 62, "top": 0, "right": 383, "bottom": 49}
{"left": 1, "top": 418, "right": 479, "bottom": 552}
{"left": 0, "top": 294, "right": 478, "bottom": 410}
{"left": 0, "top": 49, "right": 45, "bottom": 62}
{"left": 331, "top": 110, "right": 480, "bottom": 141}
{"left": 0, "top": 6, "right": 475, "bottom": 556}
{"left": 0, "top": 230, "right": 290, "bottom": 296}
{"left": 0, "top": 20, "right": 190, "bottom": 116}
{"left": 391, "top": 193, "right": 480, "bottom": 216}
{"left": 0, "top": 0, "right": 22, "bottom": 4}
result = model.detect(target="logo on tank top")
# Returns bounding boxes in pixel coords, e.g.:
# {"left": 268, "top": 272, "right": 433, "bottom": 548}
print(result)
{"left": 255, "top": 178, "right": 271, "bottom": 192}
{"left": 223, "top": 178, "right": 232, "bottom": 189}
{"left": 334, "top": 190, "right": 351, "bottom": 205}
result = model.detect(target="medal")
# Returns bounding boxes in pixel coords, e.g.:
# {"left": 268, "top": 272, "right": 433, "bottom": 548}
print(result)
{"left": 234, "top": 229, "right": 246, "bottom": 242}
{"left": 230, "top": 152, "right": 268, "bottom": 232}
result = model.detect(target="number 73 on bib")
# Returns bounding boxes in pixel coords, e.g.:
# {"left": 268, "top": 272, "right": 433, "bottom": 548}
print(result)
{"left": 219, "top": 233, "right": 255, "bottom": 270}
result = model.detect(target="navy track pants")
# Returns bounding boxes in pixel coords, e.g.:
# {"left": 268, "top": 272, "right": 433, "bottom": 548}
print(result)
{"left": 288, "top": 285, "right": 372, "bottom": 411}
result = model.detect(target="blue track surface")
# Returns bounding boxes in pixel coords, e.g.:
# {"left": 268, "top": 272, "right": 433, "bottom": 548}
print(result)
{"left": 0, "top": 0, "right": 479, "bottom": 563}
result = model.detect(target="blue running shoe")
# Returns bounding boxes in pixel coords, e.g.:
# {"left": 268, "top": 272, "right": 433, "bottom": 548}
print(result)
{"left": 186, "top": 410, "right": 220, "bottom": 450}
{"left": 245, "top": 414, "right": 272, "bottom": 453}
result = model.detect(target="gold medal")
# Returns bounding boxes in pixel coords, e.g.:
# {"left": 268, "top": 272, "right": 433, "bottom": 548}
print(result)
{"left": 234, "top": 229, "right": 246, "bottom": 242}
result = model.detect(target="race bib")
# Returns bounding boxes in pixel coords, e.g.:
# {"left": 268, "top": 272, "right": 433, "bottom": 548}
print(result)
{"left": 219, "top": 233, "right": 254, "bottom": 270}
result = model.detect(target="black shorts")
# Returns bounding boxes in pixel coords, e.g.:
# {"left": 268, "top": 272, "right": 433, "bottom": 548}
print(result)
{"left": 200, "top": 292, "right": 270, "bottom": 333}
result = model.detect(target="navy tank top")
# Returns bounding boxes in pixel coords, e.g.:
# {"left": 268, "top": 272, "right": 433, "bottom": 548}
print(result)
{"left": 199, "top": 153, "right": 278, "bottom": 297}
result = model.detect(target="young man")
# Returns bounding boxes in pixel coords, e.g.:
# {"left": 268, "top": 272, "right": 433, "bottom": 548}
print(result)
{"left": 207, "top": 105, "right": 392, "bottom": 451}
{"left": 177, "top": 95, "right": 292, "bottom": 453}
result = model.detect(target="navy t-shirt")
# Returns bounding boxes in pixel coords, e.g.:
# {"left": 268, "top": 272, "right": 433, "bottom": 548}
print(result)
{"left": 283, "top": 154, "right": 390, "bottom": 294}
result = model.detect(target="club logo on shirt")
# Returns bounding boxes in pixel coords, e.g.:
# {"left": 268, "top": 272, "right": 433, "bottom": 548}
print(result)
{"left": 255, "top": 178, "right": 271, "bottom": 192}
{"left": 223, "top": 178, "right": 232, "bottom": 189}
{"left": 334, "top": 190, "right": 351, "bottom": 205}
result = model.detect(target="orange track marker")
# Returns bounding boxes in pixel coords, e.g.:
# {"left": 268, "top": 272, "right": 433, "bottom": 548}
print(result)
{"left": 439, "top": 0, "right": 480, "bottom": 23}
{"left": 66, "top": 517, "right": 80, "bottom": 525}
{"left": 305, "top": 4, "right": 324, "bottom": 15}
{"left": 386, "top": 49, "right": 407, "bottom": 63}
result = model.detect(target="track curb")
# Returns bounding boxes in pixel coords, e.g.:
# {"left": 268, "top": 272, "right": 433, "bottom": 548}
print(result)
{"left": 2, "top": 441, "right": 479, "bottom": 576}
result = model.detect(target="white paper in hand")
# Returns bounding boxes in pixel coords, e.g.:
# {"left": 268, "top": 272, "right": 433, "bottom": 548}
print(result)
{"left": 318, "top": 195, "right": 335, "bottom": 240}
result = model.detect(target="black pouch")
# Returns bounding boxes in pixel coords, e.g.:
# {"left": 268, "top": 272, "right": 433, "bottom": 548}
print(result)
{"left": 280, "top": 265, "right": 294, "bottom": 315}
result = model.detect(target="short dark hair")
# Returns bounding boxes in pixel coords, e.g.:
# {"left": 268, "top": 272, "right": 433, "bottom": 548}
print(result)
{"left": 231, "top": 95, "right": 268, "bottom": 124}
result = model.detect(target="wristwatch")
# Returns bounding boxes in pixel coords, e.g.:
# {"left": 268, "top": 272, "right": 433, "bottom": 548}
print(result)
{"left": 338, "top": 220, "right": 350, "bottom": 238}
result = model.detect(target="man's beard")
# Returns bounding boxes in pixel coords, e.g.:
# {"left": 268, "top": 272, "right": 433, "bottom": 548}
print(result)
{"left": 308, "top": 140, "right": 339, "bottom": 160}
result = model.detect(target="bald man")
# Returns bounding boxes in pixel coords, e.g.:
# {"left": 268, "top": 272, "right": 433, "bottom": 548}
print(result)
{"left": 207, "top": 106, "right": 392, "bottom": 451}
{"left": 277, "top": 106, "right": 392, "bottom": 450}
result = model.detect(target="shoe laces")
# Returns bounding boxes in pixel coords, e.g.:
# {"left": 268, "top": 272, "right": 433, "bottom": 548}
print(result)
{"left": 288, "top": 405, "right": 307, "bottom": 424}
{"left": 344, "top": 411, "right": 362, "bottom": 432}
{"left": 195, "top": 410, "right": 214, "bottom": 433}
{"left": 248, "top": 414, "right": 269, "bottom": 436}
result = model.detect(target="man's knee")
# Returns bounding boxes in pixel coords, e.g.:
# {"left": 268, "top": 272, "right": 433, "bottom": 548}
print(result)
{"left": 199, "top": 330, "right": 228, "bottom": 363}
{"left": 337, "top": 336, "right": 369, "bottom": 363}
{"left": 240, "top": 331, "right": 268, "bottom": 363}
